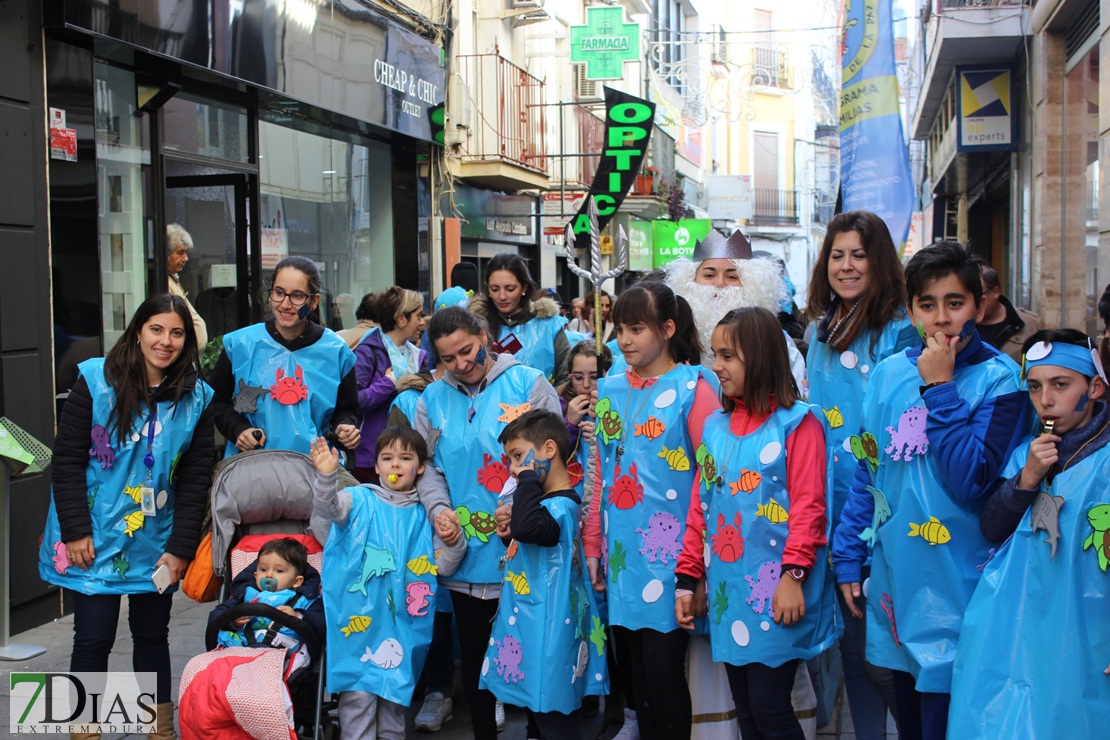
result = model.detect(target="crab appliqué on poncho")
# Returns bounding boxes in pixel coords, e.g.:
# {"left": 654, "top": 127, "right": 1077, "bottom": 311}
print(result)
{"left": 270, "top": 366, "right": 308, "bottom": 405}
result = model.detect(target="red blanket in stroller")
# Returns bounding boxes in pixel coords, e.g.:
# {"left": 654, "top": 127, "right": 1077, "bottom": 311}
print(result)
{"left": 179, "top": 647, "right": 297, "bottom": 740}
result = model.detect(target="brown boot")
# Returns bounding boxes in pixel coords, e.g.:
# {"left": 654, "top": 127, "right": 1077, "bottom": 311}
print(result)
{"left": 148, "top": 703, "right": 176, "bottom": 740}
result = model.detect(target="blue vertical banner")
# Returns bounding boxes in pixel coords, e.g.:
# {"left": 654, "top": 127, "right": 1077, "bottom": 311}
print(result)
{"left": 839, "top": 0, "right": 914, "bottom": 247}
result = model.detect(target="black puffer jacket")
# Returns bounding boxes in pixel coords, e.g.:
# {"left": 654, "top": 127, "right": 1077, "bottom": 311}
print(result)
{"left": 52, "top": 366, "right": 216, "bottom": 559}
{"left": 208, "top": 558, "right": 326, "bottom": 642}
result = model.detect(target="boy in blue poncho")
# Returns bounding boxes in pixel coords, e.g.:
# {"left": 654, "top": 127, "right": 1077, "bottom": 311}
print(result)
{"left": 310, "top": 427, "right": 465, "bottom": 740}
{"left": 949, "top": 330, "right": 1110, "bottom": 738}
{"left": 479, "top": 409, "right": 607, "bottom": 740}
{"left": 211, "top": 537, "right": 323, "bottom": 675}
{"left": 831, "top": 242, "right": 1030, "bottom": 740}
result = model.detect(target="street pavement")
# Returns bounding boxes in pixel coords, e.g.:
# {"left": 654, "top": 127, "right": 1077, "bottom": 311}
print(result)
{"left": 0, "top": 591, "right": 890, "bottom": 738}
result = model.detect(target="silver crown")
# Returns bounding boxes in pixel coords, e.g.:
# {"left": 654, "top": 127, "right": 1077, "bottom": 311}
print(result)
{"left": 692, "top": 229, "right": 752, "bottom": 262}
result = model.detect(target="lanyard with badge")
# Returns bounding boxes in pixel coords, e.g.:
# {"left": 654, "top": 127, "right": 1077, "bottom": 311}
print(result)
{"left": 140, "top": 406, "right": 158, "bottom": 516}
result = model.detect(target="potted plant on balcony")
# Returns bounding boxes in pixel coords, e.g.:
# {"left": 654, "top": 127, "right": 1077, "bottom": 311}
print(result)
{"left": 635, "top": 165, "right": 658, "bottom": 195}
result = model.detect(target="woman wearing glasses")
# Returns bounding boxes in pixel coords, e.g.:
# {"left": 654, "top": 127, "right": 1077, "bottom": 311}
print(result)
{"left": 209, "top": 256, "right": 360, "bottom": 457}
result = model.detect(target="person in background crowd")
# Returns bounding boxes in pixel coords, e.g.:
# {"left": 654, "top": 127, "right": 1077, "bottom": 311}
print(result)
{"left": 975, "top": 261, "right": 1042, "bottom": 364}
{"left": 805, "top": 210, "right": 917, "bottom": 740}
{"left": 579, "top": 290, "right": 616, "bottom": 344}
{"left": 208, "top": 255, "right": 359, "bottom": 457}
{"left": 469, "top": 253, "right": 571, "bottom": 386}
{"left": 666, "top": 230, "right": 807, "bottom": 391}
{"left": 336, "top": 292, "right": 379, "bottom": 350}
{"left": 166, "top": 224, "right": 208, "bottom": 348}
{"left": 38, "top": 293, "right": 214, "bottom": 740}
{"left": 351, "top": 287, "right": 429, "bottom": 482}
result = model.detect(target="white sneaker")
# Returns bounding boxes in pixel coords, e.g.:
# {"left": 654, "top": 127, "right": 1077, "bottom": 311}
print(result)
{"left": 495, "top": 700, "right": 505, "bottom": 732}
{"left": 612, "top": 708, "right": 639, "bottom": 739}
{"left": 414, "top": 692, "right": 453, "bottom": 732}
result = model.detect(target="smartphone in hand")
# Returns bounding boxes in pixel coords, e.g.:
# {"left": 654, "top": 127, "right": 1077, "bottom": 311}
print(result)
{"left": 151, "top": 563, "right": 172, "bottom": 594}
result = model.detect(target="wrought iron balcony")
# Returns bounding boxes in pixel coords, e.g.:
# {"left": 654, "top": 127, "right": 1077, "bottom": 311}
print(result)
{"left": 456, "top": 47, "right": 548, "bottom": 189}
{"left": 752, "top": 47, "right": 791, "bottom": 90}
{"left": 751, "top": 189, "right": 799, "bottom": 226}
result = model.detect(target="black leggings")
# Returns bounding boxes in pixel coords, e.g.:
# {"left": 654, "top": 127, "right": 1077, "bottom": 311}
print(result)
{"left": 450, "top": 591, "right": 500, "bottom": 740}
{"left": 70, "top": 591, "right": 174, "bottom": 704}
{"left": 615, "top": 626, "right": 691, "bottom": 740}
{"left": 724, "top": 660, "right": 804, "bottom": 740}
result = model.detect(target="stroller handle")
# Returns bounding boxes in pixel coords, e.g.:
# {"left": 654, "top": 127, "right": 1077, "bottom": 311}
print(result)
{"left": 206, "top": 602, "right": 323, "bottom": 662}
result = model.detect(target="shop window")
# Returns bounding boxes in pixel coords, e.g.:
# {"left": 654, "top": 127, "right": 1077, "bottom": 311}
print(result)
{"left": 1065, "top": 47, "right": 1099, "bottom": 334}
{"left": 162, "top": 93, "right": 249, "bottom": 163}
{"left": 258, "top": 120, "right": 394, "bottom": 332}
{"left": 94, "top": 63, "right": 152, "bottom": 347}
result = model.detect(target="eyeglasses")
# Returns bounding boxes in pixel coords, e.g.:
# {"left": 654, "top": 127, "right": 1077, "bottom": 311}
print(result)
{"left": 268, "top": 287, "right": 315, "bottom": 307}
{"left": 569, "top": 373, "right": 599, "bottom": 383}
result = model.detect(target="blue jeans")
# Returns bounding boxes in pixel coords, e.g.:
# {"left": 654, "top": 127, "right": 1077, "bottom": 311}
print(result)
{"left": 837, "top": 586, "right": 898, "bottom": 739}
{"left": 724, "top": 660, "right": 804, "bottom": 740}
{"left": 70, "top": 591, "right": 174, "bottom": 704}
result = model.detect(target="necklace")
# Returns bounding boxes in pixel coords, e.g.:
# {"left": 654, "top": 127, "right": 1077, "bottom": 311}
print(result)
{"left": 615, "top": 363, "right": 674, "bottom": 463}
{"left": 1060, "top": 417, "right": 1110, "bottom": 472}
{"left": 714, "top": 405, "right": 751, "bottom": 489}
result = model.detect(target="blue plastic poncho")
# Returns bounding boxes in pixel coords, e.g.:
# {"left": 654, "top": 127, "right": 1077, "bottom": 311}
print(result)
{"left": 596, "top": 364, "right": 704, "bottom": 631}
{"left": 497, "top": 315, "right": 567, "bottom": 383}
{"left": 421, "top": 364, "right": 545, "bottom": 584}
{"left": 222, "top": 323, "right": 355, "bottom": 456}
{"left": 807, "top": 316, "right": 916, "bottom": 522}
{"left": 948, "top": 439, "right": 1110, "bottom": 737}
{"left": 39, "top": 359, "right": 213, "bottom": 595}
{"left": 860, "top": 350, "right": 1021, "bottom": 692}
{"left": 479, "top": 495, "right": 609, "bottom": 712}
{"left": 322, "top": 487, "right": 437, "bottom": 706}
{"left": 699, "top": 403, "right": 838, "bottom": 667}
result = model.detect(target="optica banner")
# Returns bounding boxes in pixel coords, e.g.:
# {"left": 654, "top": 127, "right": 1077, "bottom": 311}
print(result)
{"left": 839, "top": 0, "right": 913, "bottom": 247}
{"left": 568, "top": 87, "right": 656, "bottom": 239}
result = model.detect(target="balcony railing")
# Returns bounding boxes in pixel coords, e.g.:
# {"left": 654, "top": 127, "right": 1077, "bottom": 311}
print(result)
{"left": 938, "top": 0, "right": 1026, "bottom": 10}
{"left": 752, "top": 47, "right": 791, "bottom": 90}
{"left": 751, "top": 189, "right": 799, "bottom": 225}
{"left": 457, "top": 49, "right": 547, "bottom": 175}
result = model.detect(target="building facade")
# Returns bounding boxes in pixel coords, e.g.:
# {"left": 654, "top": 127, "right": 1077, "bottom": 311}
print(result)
{"left": 6, "top": 0, "right": 446, "bottom": 630}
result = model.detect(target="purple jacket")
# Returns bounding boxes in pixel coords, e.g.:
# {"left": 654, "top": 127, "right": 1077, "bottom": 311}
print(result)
{"left": 353, "top": 329, "right": 430, "bottom": 468}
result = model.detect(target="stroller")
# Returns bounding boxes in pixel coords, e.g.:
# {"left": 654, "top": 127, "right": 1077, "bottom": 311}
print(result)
{"left": 178, "top": 450, "right": 360, "bottom": 740}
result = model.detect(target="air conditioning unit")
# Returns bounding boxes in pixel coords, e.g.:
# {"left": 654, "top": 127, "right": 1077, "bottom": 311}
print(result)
{"left": 575, "top": 64, "right": 598, "bottom": 101}
{"left": 511, "top": 0, "right": 543, "bottom": 8}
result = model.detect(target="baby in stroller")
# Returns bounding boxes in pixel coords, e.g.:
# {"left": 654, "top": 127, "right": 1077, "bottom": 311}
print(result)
{"left": 210, "top": 537, "right": 325, "bottom": 678}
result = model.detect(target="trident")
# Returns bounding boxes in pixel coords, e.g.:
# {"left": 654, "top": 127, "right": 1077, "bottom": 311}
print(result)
{"left": 565, "top": 196, "right": 628, "bottom": 378}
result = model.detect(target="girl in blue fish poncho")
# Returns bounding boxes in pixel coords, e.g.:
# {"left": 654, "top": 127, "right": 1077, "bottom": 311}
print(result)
{"left": 676, "top": 307, "right": 837, "bottom": 740}
{"left": 39, "top": 294, "right": 214, "bottom": 737}
{"left": 208, "top": 256, "right": 359, "bottom": 458}
{"left": 310, "top": 427, "right": 465, "bottom": 740}
{"left": 582, "top": 281, "right": 720, "bottom": 740}
{"left": 950, "top": 330, "right": 1110, "bottom": 738}
{"left": 805, "top": 211, "right": 918, "bottom": 739}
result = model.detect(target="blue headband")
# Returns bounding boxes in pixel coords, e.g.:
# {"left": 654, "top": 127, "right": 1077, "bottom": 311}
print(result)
{"left": 1022, "top": 340, "right": 1102, "bottom": 381}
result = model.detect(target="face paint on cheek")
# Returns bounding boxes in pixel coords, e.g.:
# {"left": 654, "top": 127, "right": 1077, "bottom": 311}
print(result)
{"left": 522, "top": 449, "right": 551, "bottom": 481}
{"left": 475, "top": 346, "right": 487, "bottom": 366}
{"left": 916, "top": 320, "right": 927, "bottom": 341}
{"left": 1076, "top": 391, "right": 1090, "bottom": 413}
{"left": 957, "top": 319, "right": 975, "bottom": 342}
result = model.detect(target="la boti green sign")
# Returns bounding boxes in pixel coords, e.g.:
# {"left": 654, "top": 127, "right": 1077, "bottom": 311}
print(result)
{"left": 652, "top": 219, "right": 712, "bottom": 269}
{"left": 570, "top": 7, "right": 641, "bottom": 81}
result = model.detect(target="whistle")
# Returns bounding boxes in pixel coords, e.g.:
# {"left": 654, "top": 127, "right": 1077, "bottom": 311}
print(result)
{"left": 1042, "top": 420, "right": 1054, "bottom": 436}
{"left": 388, "top": 473, "right": 399, "bottom": 483}
{"left": 252, "top": 430, "right": 263, "bottom": 441}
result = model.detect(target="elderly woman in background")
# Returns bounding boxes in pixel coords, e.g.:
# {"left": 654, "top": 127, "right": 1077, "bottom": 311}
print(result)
{"left": 165, "top": 223, "right": 208, "bottom": 348}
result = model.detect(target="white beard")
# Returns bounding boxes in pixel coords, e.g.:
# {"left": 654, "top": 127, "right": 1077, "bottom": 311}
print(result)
{"left": 665, "top": 257, "right": 788, "bottom": 367}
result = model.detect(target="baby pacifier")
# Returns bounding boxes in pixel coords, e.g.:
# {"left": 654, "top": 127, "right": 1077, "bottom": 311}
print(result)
{"left": 259, "top": 576, "right": 278, "bottom": 592}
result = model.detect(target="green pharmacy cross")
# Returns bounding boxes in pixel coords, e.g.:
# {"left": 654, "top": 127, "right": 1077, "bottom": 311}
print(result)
{"left": 570, "top": 6, "right": 641, "bottom": 81}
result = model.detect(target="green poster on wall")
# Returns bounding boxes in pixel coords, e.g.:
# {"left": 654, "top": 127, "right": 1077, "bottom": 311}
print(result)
{"left": 652, "top": 219, "right": 711, "bottom": 268}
